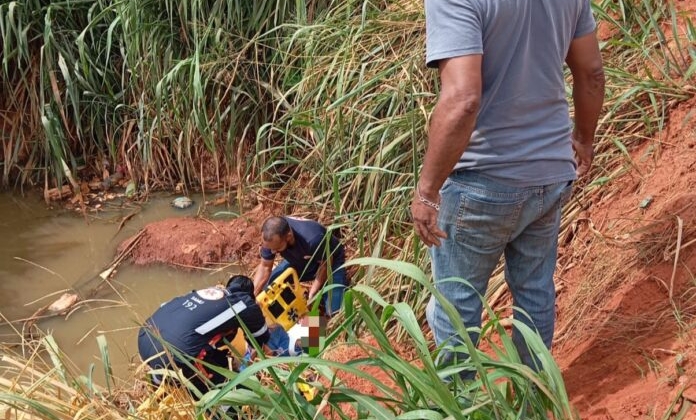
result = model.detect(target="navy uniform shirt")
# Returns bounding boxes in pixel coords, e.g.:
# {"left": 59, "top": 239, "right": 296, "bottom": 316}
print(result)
{"left": 138, "top": 283, "right": 269, "bottom": 367}
{"left": 260, "top": 217, "right": 345, "bottom": 280}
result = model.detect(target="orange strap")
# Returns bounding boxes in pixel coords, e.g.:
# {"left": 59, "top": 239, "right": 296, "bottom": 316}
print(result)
{"left": 194, "top": 333, "right": 226, "bottom": 379}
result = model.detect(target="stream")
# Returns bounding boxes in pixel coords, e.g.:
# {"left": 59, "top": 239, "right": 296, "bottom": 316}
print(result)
{"left": 0, "top": 191, "right": 235, "bottom": 386}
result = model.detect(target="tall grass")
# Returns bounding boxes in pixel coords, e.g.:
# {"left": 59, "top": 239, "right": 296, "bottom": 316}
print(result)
{"left": 0, "top": 335, "right": 139, "bottom": 419}
{"left": 0, "top": 0, "right": 312, "bottom": 191}
{"left": 2, "top": 0, "right": 693, "bottom": 192}
{"left": 2, "top": 0, "right": 693, "bottom": 252}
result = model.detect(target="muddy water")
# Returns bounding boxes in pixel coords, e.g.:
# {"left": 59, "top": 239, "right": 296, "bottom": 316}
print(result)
{"left": 0, "top": 192, "right": 238, "bottom": 385}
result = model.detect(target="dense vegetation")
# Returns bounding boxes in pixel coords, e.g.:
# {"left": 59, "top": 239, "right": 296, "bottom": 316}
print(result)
{"left": 1, "top": 0, "right": 694, "bottom": 418}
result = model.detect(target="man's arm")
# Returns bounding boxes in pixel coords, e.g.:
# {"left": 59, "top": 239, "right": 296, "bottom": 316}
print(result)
{"left": 308, "top": 259, "right": 329, "bottom": 301}
{"left": 566, "top": 31, "right": 605, "bottom": 177}
{"left": 253, "top": 258, "right": 274, "bottom": 295}
{"left": 307, "top": 230, "right": 341, "bottom": 300}
{"left": 411, "top": 54, "right": 483, "bottom": 247}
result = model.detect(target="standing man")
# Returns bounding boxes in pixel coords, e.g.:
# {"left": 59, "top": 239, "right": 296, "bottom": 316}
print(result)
{"left": 138, "top": 275, "right": 270, "bottom": 393}
{"left": 253, "top": 216, "right": 347, "bottom": 316}
{"left": 411, "top": 0, "right": 605, "bottom": 377}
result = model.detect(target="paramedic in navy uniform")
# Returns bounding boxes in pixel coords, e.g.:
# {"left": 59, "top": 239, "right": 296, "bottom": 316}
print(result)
{"left": 252, "top": 216, "right": 348, "bottom": 316}
{"left": 137, "top": 275, "right": 270, "bottom": 392}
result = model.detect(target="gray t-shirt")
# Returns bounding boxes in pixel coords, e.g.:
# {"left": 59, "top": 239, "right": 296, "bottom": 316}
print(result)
{"left": 425, "top": 0, "right": 596, "bottom": 187}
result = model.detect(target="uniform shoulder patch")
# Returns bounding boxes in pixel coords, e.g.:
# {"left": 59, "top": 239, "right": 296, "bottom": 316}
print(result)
{"left": 196, "top": 287, "right": 225, "bottom": 301}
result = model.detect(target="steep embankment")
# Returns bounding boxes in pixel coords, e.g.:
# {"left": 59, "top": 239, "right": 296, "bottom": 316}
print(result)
{"left": 554, "top": 96, "right": 696, "bottom": 419}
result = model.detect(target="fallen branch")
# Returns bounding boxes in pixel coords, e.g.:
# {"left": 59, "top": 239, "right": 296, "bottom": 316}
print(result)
{"left": 19, "top": 229, "right": 146, "bottom": 337}
{"left": 113, "top": 209, "right": 141, "bottom": 238}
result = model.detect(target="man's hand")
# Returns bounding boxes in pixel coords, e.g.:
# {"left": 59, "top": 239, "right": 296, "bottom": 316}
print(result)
{"left": 253, "top": 259, "right": 274, "bottom": 295}
{"left": 262, "top": 343, "right": 273, "bottom": 356}
{"left": 411, "top": 187, "right": 447, "bottom": 247}
{"left": 308, "top": 279, "right": 322, "bottom": 302}
{"left": 246, "top": 343, "right": 274, "bottom": 362}
{"left": 308, "top": 261, "right": 329, "bottom": 301}
{"left": 572, "top": 131, "right": 594, "bottom": 176}
{"left": 411, "top": 56, "right": 481, "bottom": 248}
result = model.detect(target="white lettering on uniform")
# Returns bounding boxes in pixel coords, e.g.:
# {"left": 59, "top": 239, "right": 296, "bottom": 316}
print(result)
{"left": 182, "top": 299, "right": 197, "bottom": 311}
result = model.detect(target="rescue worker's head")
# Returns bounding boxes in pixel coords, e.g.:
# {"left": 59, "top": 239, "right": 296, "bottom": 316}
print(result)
{"left": 261, "top": 216, "right": 294, "bottom": 253}
{"left": 226, "top": 275, "right": 254, "bottom": 296}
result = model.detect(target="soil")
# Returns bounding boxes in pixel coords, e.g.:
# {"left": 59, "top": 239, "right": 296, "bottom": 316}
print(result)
{"left": 109, "top": 14, "right": 696, "bottom": 420}
{"left": 118, "top": 200, "right": 274, "bottom": 273}
{"left": 553, "top": 95, "right": 696, "bottom": 419}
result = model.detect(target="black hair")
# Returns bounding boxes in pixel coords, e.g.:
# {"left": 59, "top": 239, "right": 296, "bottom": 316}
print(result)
{"left": 261, "top": 216, "right": 290, "bottom": 241}
{"left": 226, "top": 275, "right": 254, "bottom": 295}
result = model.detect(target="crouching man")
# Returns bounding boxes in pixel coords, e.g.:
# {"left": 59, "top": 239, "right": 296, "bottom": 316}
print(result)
{"left": 253, "top": 216, "right": 348, "bottom": 316}
{"left": 138, "top": 275, "right": 270, "bottom": 393}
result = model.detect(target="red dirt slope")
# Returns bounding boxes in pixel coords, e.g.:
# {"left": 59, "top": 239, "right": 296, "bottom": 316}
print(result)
{"left": 554, "top": 96, "right": 696, "bottom": 419}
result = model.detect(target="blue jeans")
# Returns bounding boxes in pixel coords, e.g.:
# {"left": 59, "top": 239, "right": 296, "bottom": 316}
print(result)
{"left": 268, "top": 260, "right": 348, "bottom": 315}
{"left": 266, "top": 325, "right": 301, "bottom": 356}
{"left": 425, "top": 171, "right": 573, "bottom": 376}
